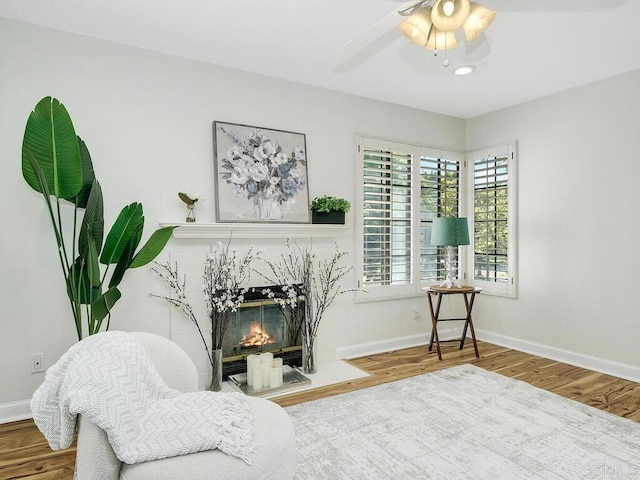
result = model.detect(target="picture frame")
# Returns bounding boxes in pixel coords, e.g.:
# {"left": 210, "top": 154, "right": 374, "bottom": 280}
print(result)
{"left": 213, "top": 121, "right": 310, "bottom": 223}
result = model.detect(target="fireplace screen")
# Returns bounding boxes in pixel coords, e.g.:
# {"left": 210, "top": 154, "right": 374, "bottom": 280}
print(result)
{"left": 222, "top": 301, "right": 287, "bottom": 357}
{"left": 221, "top": 286, "right": 303, "bottom": 378}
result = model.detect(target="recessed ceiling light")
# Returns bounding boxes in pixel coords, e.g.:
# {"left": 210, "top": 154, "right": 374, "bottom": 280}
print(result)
{"left": 454, "top": 65, "right": 476, "bottom": 76}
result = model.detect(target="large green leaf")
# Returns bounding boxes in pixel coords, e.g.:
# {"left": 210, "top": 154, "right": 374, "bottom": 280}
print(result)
{"left": 79, "top": 179, "right": 104, "bottom": 260}
{"left": 91, "top": 287, "right": 121, "bottom": 324}
{"left": 68, "top": 257, "right": 100, "bottom": 305}
{"left": 22, "top": 96, "right": 82, "bottom": 199}
{"left": 108, "top": 224, "right": 143, "bottom": 288}
{"left": 100, "top": 203, "right": 144, "bottom": 265}
{"left": 23, "top": 149, "right": 63, "bottom": 250}
{"left": 129, "top": 226, "right": 176, "bottom": 268}
{"left": 86, "top": 240, "right": 100, "bottom": 288}
{"left": 64, "top": 136, "right": 95, "bottom": 208}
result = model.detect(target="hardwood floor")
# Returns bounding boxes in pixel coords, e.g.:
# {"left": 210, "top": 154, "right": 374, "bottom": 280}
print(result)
{"left": 2, "top": 341, "right": 639, "bottom": 479}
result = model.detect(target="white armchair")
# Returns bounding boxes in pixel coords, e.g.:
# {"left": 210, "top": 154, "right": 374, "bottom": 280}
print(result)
{"left": 74, "top": 332, "right": 295, "bottom": 480}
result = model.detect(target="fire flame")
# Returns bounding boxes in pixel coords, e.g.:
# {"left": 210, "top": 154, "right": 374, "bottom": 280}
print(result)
{"left": 239, "top": 323, "right": 274, "bottom": 347}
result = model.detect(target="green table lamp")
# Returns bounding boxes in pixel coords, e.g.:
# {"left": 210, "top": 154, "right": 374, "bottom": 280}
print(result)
{"left": 430, "top": 217, "right": 470, "bottom": 288}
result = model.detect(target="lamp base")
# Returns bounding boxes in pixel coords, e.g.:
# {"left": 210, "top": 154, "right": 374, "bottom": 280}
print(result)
{"left": 438, "top": 279, "right": 461, "bottom": 289}
{"left": 440, "top": 245, "right": 461, "bottom": 288}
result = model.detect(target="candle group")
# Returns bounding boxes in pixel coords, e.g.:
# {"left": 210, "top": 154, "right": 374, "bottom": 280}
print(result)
{"left": 246, "top": 353, "right": 284, "bottom": 390}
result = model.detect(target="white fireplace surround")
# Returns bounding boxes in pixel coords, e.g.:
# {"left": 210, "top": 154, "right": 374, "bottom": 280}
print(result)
{"left": 160, "top": 222, "right": 351, "bottom": 390}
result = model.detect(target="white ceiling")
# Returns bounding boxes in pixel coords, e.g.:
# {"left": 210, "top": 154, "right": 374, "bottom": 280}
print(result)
{"left": 1, "top": 0, "right": 639, "bottom": 118}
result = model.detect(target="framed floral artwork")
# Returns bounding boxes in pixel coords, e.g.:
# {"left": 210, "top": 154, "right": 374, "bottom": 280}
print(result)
{"left": 213, "top": 121, "right": 310, "bottom": 223}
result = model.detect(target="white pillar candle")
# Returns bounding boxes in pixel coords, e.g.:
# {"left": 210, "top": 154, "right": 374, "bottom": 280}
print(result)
{"left": 260, "top": 352, "right": 274, "bottom": 366}
{"left": 261, "top": 363, "right": 271, "bottom": 388}
{"left": 252, "top": 366, "right": 263, "bottom": 390}
{"left": 246, "top": 354, "right": 260, "bottom": 387}
{"left": 272, "top": 357, "right": 283, "bottom": 369}
{"left": 269, "top": 367, "right": 283, "bottom": 388}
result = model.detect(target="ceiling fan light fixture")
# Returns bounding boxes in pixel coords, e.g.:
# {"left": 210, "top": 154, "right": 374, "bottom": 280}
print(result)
{"left": 425, "top": 27, "right": 458, "bottom": 51}
{"left": 463, "top": 2, "right": 496, "bottom": 41}
{"left": 399, "top": 7, "right": 433, "bottom": 46}
{"left": 396, "top": 0, "right": 494, "bottom": 67}
{"left": 432, "top": 0, "right": 471, "bottom": 32}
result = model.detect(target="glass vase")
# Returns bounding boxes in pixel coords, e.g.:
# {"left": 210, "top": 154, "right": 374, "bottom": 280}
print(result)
{"left": 210, "top": 349, "right": 223, "bottom": 392}
{"left": 253, "top": 196, "right": 265, "bottom": 219}
{"left": 302, "top": 334, "right": 317, "bottom": 374}
{"left": 268, "top": 199, "right": 283, "bottom": 220}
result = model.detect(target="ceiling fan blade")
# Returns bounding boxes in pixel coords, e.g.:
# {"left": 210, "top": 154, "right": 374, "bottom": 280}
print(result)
{"left": 462, "top": 32, "right": 491, "bottom": 63}
{"left": 397, "top": 0, "right": 436, "bottom": 16}
{"left": 388, "top": 0, "right": 627, "bottom": 11}
{"left": 484, "top": 0, "right": 628, "bottom": 12}
{"left": 333, "top": 6, "right": 406, "bottom": 70}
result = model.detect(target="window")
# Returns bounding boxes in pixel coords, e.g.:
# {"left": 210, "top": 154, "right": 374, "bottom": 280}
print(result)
{"left": 356, "top": 137, "right": 465, "bottom": 300}
{"left": 360, "top": 139, "right": 414, "bottom": 298}
{"left": 357, "top": 136, "right": 517, "bottom": 301}
{"left": 466, "top": 144, "right": 517, "bottom": 297}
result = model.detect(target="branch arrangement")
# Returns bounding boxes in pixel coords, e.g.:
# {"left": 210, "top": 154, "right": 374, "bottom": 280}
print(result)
{"left": 301, "top": 243, "right": 356, "bottom": 341}
{"left": 256, "top": 239, "right": 307, "bottom": 347}
{"left": 203, "top": 242, "right": 260, "bottom": 350}
{"left": 258, "top": 240, "right": 360, "bottom": 371}
{"left": 151, "top": 240, "right": 261, "bottom": 365}
{"left": 151, "top": 262, "right": 212, "bottom": 365}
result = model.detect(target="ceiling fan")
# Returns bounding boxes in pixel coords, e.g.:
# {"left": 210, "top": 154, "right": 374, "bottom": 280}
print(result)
{"left": 333, "top": 0, "right": 495, "bottom": 71}
{"left": 398, "top": 0, "right": 494, "bottom": 55}
{"left": 334, "top": 0, "right": 629, "bottom": 71}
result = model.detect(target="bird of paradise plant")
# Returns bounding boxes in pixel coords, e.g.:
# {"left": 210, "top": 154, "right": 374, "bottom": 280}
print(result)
{"left": 22, "top": 96, "right": 175, "bottom": 340}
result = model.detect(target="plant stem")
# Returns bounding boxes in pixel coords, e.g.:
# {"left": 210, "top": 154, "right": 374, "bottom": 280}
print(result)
{"left": 103, "top": 312, "right": 111, "bottom": 333}
{"left": 55, "top": 198, "right": 72, "bottom": 274}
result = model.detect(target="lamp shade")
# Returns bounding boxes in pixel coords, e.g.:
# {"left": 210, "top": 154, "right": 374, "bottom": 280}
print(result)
{"left": 463, "top": 2, "right": 496, "bottom": 41}
{"left": 431, "top": 217, "right": 470, "bottom": 246}
{"left": 431, "top": 0, "right": 471, "bottom": 32}
{"left": 399, "top": 7, "right": 433, "bottom": 46}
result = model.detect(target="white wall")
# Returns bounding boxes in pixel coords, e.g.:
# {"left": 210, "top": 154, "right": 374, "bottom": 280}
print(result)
{"left": 466, "top": 69, "right": 640, "bottom": 375}
{"left": 0, "top": 17, "right": 464, "bottom": 419}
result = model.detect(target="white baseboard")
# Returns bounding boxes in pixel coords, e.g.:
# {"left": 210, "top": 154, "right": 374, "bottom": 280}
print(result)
{"left": 336, "top": 333, "right": 430, "bottom": 360}
{"left": 337, "top": 330, "right": 640, "bottom": 384}
{"left": 336, "top": 331, "right": 481, "bottom": 360}
{"left": 476, "top": 329, "right": 640, "bottom": 383}
{"left": 0, "top": 400, "right": 32, "bottom": 424}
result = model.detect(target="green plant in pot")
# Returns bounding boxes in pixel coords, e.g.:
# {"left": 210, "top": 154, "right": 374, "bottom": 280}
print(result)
{"left": 22, "top": 96, "right": 175, "bottom": 340}
{"left": 310, "top": 195, "right": 351, "bottom": 224}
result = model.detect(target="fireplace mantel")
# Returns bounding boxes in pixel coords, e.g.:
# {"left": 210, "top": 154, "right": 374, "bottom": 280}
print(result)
{"left": 159, "top": 222, "right": 351, "bottom": 239}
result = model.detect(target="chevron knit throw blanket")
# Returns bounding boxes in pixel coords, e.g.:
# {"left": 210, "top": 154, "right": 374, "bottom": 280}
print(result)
{"left": 30, "top": 331, "right": 254, "bottom": 464}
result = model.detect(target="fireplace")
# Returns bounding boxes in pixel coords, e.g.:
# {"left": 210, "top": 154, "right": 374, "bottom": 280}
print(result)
{"left": 221, "top": 285, "right": 302, "bottom": 379}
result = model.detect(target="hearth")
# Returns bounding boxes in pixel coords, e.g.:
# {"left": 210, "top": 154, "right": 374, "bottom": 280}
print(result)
{"left": 221, "top": 285, "right": 302, "bottom": 379}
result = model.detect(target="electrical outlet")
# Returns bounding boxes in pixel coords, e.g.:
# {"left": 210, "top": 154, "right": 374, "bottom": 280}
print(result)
{"left": 412, "top": 307, "right": 421, "bottom": 320}
{"left": 31, "top": 353, "right": 45, "bottom": 373}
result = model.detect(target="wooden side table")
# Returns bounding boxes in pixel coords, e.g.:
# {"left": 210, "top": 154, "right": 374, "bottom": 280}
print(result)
{"left": 424, "top": 285, "right": 481, "bottom": 361}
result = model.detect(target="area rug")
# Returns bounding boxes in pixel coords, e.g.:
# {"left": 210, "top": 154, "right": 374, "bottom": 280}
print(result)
{"left": 285, "top": 364, "right": 640, "bottom": 479}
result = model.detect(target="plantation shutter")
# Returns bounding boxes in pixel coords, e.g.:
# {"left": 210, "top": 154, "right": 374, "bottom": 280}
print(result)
{"left": 361, "top": 143, "right": 413, "bottom": 287}
{"left": 473, "top": 154, "right": 509, "bottom": 283}
{"left": 420, "top": 157, "right": 461, "bottom": 283}
{"left": 467, "top": 143, "right": 517, "bottom": 298}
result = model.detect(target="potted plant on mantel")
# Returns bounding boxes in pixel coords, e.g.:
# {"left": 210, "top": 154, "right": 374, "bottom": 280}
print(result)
{"left": 310, "top": 195, "right": 351, "bottom": 224}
